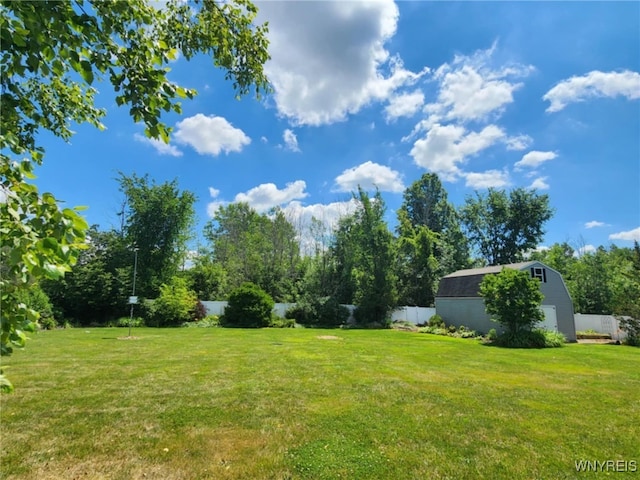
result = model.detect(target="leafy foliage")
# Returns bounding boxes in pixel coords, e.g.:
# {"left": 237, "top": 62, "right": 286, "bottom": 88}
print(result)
{"left": 15, "top": 285, "right": 56, "bottom": 330}
{"left": 333, "top": 188, "right": 397, "bottom": 326}
{"left": 397, "top": 173, "right": 469, "bottom": 275}
{"left": 285, "top": 297, "right": 350, "bottom": 327}
{"left": 461, "top": 188, "right": 553, "bottom": 265}
{"left": 41, "top": 226, "right": 131, "bottom": 325}
{"left": 0, "top": 0, "right": 270, "bottom": 390}
{"left": 479, "top": 268, "right": 544, "bottom": 334}
{"left": 148, "top": 277, "right": 197, "bottom": 327}
{"left": 204, "top": 204, "right": 301, "bottom": 301}
{"left": 492, "top": 329, "right": 565, "bottom": 349}
{"left": 118, "top": 173, "right": 196, "bottom": 299}
{"left": 220, "top": 282, "right": 274, "bottom": 328}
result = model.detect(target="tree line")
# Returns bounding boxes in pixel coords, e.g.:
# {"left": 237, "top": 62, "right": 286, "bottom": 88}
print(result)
{"left": 29, "top": 170, "right": 636, "bottom": 327}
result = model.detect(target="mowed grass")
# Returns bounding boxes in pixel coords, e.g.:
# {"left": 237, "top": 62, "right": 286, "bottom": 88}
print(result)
{"left": 1, "top": 328, "right": 638, "bottom": 480}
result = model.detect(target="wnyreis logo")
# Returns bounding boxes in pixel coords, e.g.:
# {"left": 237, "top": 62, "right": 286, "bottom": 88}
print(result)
{"left": 575, "top": 460, "right": 637, "bottom": 473}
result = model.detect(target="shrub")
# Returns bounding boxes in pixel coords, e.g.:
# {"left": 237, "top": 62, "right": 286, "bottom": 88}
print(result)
{"left": 16, "top": 285, "right": 56, "bottom": 329}
{"left": 448, "top": 324, "right": 457, "bottom": 333}
{"left": 491, "top": 329, "right": 565, "bottom": 348}
{"left": 542, "top": 330, "right": 566, "bottom": 347}
{"left": 117, "top": 317, "right": 145, "bottom": 328}
{"left": 149, "top": 277, "right": 197, "bottom": 327}
{"left": 269, "top": 316, "right": 296, "bottom": 328}
{"left": 487, "top": 328, "right": 498, "bottom": 341}
{"left": 428, "top": 314, "right": 444, "bottom": 328}
{"left": 192, "top": 300, "right": 208, "bottom": 322}
{"left": 220, "top": 283, "right": 274, "bottom": 328}
{"left": 479, "top": 268, "right": 544, "bottom": 334}
{"left": 285, "top": 297, "right": 349, "bottom": 327}
{"left": 617, "top": 316, "right": 640, "bottom": 347}
{"left": 182, "top": 315, "right": 220, "bottom": 328}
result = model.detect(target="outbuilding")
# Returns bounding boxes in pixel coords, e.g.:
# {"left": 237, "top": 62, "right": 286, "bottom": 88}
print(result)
{"left": 435, "top": 261, "right": 576, "bottom": 341}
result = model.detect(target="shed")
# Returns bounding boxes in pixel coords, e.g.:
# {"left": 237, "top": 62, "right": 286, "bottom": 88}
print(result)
{"left": 435, "top": 261, "right": 576, "bottom": 341}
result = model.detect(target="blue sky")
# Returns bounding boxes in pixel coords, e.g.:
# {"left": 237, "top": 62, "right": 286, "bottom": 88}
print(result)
{"left": 33, "top": 1, "right": 640, "bottom": 255}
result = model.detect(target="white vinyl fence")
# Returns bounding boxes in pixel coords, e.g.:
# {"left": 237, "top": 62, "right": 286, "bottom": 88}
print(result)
{"left": 574, "top": 314, "right": 627, "bottom": 341}
{"left": 201, "top": 301, "right": 435, "bottom": 325}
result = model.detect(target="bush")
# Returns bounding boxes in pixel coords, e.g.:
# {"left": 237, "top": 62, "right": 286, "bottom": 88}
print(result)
{"left": 487, "top": 328, "right": 498, "bottom": 341}
{"left": 617, "top": 316, "right": 640, "bottom": 347}
{"left": 192, "top": 300, "right": 208, "bottom": 322}
{"left": 285, "top": 297, "right": 349, "bottom": 327}
{"left": 148, "top": 277, "right": 197, "bottom": 327}
{"left": 491, "top": 329, "right": 565, "bottom": 348}
{"left": 16, "top": 285, "right": 56, "bottom": 329}
{"left": 479, "top": 268, "right": 544, "bottom": 334}
{"left": 182, "top": 315, "right": 220, "bottom": 328}
{"left": 220, "top": 283, "right": 274, "bottom": 328}
{"left": 116, "top": 317, "right": 145, "bottom": 328}
{"left": 428, "top": 314, "right": 444, "bottom": 328}
{"left": 269, "top": 316, "right": 296, "bottom": 328}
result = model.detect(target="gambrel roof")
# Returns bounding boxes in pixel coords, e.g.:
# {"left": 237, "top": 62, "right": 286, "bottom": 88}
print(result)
{"left": 436, "top": 261, "right": 542, "bottom": 298}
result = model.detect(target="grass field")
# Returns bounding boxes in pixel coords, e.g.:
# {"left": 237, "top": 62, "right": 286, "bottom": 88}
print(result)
{"left": 1, "top": 328, "right": 638, "bottom": 479}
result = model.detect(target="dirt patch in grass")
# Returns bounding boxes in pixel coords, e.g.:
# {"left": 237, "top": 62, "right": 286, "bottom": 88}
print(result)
{"left": 117, "top": 336, "right": 142, "bottom": 340}
{"left": 317, "top": 335, "right": 341, "bottom": 340}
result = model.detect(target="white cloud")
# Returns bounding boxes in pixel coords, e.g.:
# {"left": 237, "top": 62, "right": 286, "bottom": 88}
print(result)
{"left": 464, "top": 170, "right": 510, "bottom": 189}
{"left": 609, "top": 227, "right": 640, "bottom": 242}
{"left": 133, "top": 133, "right": 183, "bottom": 157}
{"left": 234, "top": 181, "right": 309, "bottom": 212}
{"left": 543, "top": 70, "right": 640, "bottom": 112}
{"left": 585, "top": 220, "right": 609, "bottom": 229}
{"left": 174, "top": 114, "right": 250, "bottom": 156}
{"left": 208, "top": 187, "right": 220, "bottom": 198}
{"left": 385, "top": 90, "right": 425, "bottom": 121}
{"left": 528, "top": 177, "right": 550, "bottom": 190}
{"left": 282, "top": 198, "right": 360, "bottom": 254}
{"left": 260, "top": 136, "right": 268, "bottom": 143}
{"left": 410, "top": 123, "right": 505, "bottom": 181}
{"left": 258, "top": 0, "right": 427, "bottom": 126}
{"left": 283, "top": 129, "right": 301, "bottom": 152}
{"left": 504, "top": 134, "right": 533, "bottom": 151}
{"left": 423, "top": 42, "right": 534, "bottom": 125}
{"left": 515, "top": 151, "right": 558, "bottom": 170}
{"left": 574, "top": 244, "right": 597, "bottom": 257}
{"left": 334, "top": 161, "right": 404, "bottom": 193}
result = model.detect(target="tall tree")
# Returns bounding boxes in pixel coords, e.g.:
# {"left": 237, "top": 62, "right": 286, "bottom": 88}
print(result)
{"left": 397, "top": 173, "right": 469, "bottom": 275}
{"left": 203, "top": 203, "right": 301, "bottom": 301}
{"left": 41, "top": 226, "right": 131, "bottom": 324}
{"left": 395, "top": 221, "right": 439, "bottom": 307}
{"left": 333, "top": 188, "right": 397, "bottom": 324}
{"left": 119, "top": 173, "right": 196, "bottom": 299}
{"left": 460, "top": 188, "right": 554, "bottom": 266}
{"left": 1, "top": 0, "right": 270, "bottom": 391}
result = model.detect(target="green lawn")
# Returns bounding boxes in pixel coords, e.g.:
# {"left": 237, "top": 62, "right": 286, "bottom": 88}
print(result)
{"left": 1, "top": 328, "right": 638, "bottom": 479}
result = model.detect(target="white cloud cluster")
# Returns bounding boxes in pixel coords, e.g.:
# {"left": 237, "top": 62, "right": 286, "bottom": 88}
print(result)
{"left": 515, "top": 151, "right": 558, "bottom": 170}
{"left": 585, "top": 220, "right": 609, "bottom": 229}
{"left": 422, "top": 43, "right": 534, "bottom": 126}
{"left": 609, "top": 227, "right": 640, "bottom": 242}
{"left": 528, "top": 177, "right": 550, "bottom": 190}
{"left": 174, "top": 114, "right": 250, "bottom": 156}
{"left": 410, "top": 123, "right": 505, "bottom": 181}
{"left": 464, "top": 170, "right": 510, "bottom": 189}
{"left": 334, "top": 161, "right": 404, "bottom": 193}
{"left": 543, "top": 70, "right": 640, "bottom": 112}
{"left": 406, "top": 44, "right": 537, "bottom": 189}
{"left": 282, "top": 129, "right": 301, "bottom": 152}
{"left": 133, "top": 133, "right": 183, "bottom": 157}
{"left": 207, "top": 181, "right": 309, "bottom": 217}
{"left": 385, "top": 90, "right": 425, "bottom": 122}
{"left": 258, "top": 0, "right": 427, "bottom": 126}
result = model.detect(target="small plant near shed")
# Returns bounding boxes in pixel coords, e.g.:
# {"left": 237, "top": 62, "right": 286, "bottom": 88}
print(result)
{"left": 220, "top": 282, "right": 274, "bottom": 328}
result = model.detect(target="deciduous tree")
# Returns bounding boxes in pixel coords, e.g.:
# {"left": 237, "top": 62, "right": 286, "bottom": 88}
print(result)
{"left": 461, "top": 188, "right": 553, "bottom": 266}
{"left": 0, "top": 0, "right": 270, "bottom": 391}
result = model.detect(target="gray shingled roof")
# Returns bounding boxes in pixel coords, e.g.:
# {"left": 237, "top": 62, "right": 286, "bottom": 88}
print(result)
{"left": 436, "top": 261, "right": 538, "bottom": 298}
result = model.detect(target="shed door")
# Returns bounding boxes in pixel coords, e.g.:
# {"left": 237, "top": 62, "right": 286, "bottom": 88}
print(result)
{"left": 540, "top": 305, "right": 558, "bottom": 332}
